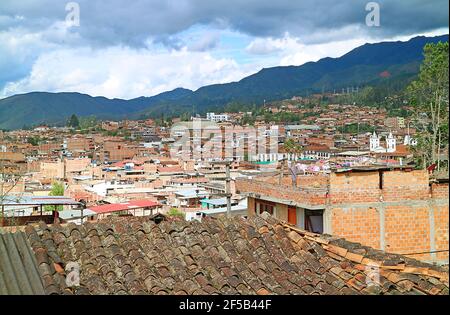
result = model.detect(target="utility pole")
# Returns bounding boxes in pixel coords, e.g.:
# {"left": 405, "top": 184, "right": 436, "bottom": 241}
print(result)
{"left": 279, "top": 158, "right": 286, "bottom": 185}
{"left": 225, "top": 162, "right": 231, "bottom": 218}
{"left": 209, "top": 160, "right": 232, "bottom": 218}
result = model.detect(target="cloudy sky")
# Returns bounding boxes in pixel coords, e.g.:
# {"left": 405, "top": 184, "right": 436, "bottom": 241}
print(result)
{"left": 0, "top": 0, "right": 448, "bottom": 99}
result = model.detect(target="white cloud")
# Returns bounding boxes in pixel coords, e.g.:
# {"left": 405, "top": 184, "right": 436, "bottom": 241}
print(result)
{"left": 279, "top": 38, "right": 369, "bottom": 66}
{"left": 0, "top": 45, "right": 256, "bottom": 99}
{"left": 244, "top": 33, "right": 368, "bottom": 66}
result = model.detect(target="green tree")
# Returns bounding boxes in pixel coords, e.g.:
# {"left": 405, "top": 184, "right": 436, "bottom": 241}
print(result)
{"left": 283, "top": 138, "right": 303, "bottom": 154}
{"left": 408, "top": 42, "right": 449, "bottom": 172}
{"left": 167, "top": 208, "right": 186, "bottom": 219}
{"left": 79, "top": 115, "right": 97, "bottom": 130}
{"left": 45, "top": 182, "right": 65, "bottom": 211}
{"left": 67, "top": 114, "right": 80, "bottom": 128}
{"left": 27, "top": 136, "right": 41, "bottom": 146}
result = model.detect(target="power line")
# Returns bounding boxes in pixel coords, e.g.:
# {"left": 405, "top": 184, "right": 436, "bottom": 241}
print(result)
{"left": 402, "top": 249, "right": 449, "bottom": 256}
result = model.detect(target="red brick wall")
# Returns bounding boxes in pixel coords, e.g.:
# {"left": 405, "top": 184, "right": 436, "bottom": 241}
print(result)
{"left": 261, "top": 174, "right": 328, "bottom": 189}
{"left": 238, "top": 170, "right": 449, "bottom": 263}
{"left": 384, "top": 205, "right": 430, "bottom": 260}
{"left": 431, "top": 183, "right": 449, "bottom": 199}
{"left": 382, "top": 170, "right": 430, "bottom": 201}
{"left": 331, "top": 207, "right": 380, "bottom": 249}
{"left": 236, "top": 178, "right": 327, "bottom": 207}
{"left": 329, "top": 172, "right": 380, "bottom": 203}
{"left": 328, "top": 171, "right": 448, "bottom": 262}
{"left": 435, "top": 204, "right": 449, "bottom": 261}
{"left": 329, "top": 170, "right": 431, "bottom": 204}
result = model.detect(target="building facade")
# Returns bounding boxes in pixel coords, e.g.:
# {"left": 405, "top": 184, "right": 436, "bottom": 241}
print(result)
{"left": 236, "top": 168, "right": 449, "bottom": 264}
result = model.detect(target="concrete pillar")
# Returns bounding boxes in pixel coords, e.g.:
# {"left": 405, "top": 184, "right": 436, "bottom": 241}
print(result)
{"left": 379, "top": 205, "right": 386, "bottom": 251}
{"left": 247, "top": 197, "right": 256, "bottom": 216}
{"left": 323, "top": 207, "right": 333, "bottom": 235}
{"left": 276, "top": 204, "right": 288, "bottom": 221}
{"left": 428, "top": 201, "right": 437, "bottom": 262}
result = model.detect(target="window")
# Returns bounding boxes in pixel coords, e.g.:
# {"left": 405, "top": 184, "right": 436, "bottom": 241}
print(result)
{"left": 379, "top": 171, "right": 384, "bottom": 189}
{"left": 260, "top": 203, "right": 274, "bottom": 215}
{"left": 256, "top": 201, "right": 276, "bottom": 216}
{"left": 304, "top": 209, "right": 324, "bottom": 234}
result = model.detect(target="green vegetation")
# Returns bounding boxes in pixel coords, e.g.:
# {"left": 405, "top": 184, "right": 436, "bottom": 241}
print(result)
{"left": 27, "top": 136, "right": 41, "bottom": 146}
{"left": 337, "top": 123, "right": 376, "bottom": 134}
{"left": 67, "top": 114, "right": 80, "bottom": 128}
{"left": 45, "top": 182, "right": 65, "bottom": 211}
{"left": 408, "top": 41, "right": 449, "bottom": 172}
{"left": 167, "top": 208, "right": 186, "bottom": 219}
{"left": 79, "top": 115, "right": 98, "bottom": 130}
{"left": 0, "top": 36, "right": 446, "bottom": 130}
{"left": 283, "top": 138, "right": 303, "bottom": 154}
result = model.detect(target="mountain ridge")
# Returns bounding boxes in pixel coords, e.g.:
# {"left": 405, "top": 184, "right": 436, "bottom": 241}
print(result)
{"left": 0, "top": 34, "right": 448, "bottom": 130}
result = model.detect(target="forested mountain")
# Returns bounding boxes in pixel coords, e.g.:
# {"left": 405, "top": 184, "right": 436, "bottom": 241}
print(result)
{"left": 0, "top": 35, "right": 447, "bottom": 130}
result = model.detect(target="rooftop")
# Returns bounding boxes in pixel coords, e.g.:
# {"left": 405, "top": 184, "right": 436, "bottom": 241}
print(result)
{"left": 4, "top": 214, "right": 447, "bottom": 295}
{"left": 88, "top": 200, "right": 159, "bottom": 214}
{"left": 1, "top": 196, "right": 81, "bottom": 206}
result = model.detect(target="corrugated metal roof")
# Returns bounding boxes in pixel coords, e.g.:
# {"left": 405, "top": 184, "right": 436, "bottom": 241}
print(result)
{"left": 88, "top": 200, "right": 159, "bottom": 214}
{"left": 0, "top": 232, "right": 46, "bottom": 295}
{"left": 1, "top": 196, "right": 81, "bottom": 206}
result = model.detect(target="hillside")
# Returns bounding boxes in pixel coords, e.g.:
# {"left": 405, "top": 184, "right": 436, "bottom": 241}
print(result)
{"left": 0, "top": 34, "right": 448, "bottom": 130}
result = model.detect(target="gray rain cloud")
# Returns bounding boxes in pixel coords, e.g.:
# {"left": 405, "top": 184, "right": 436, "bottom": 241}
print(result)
{"left": 0, "top": 0, "right": 448, "bottom": 47}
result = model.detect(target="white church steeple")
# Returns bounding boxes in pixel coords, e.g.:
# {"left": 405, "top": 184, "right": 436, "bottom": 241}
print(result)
{"left": 370, "top": 131, "right": 380, "bottom": 152}
{"left": 386, "top": 132, "right": 396, "bottom": 153}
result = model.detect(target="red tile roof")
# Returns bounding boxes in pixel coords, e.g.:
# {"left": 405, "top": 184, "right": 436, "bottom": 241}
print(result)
{"left": 157, "top": 166, "right": 183, "bottom": 173}
{"left": 89, "top": 200, "right": 159, "bottom": 214}
{"left": 22, "top": 214, "right": 449, "bottom": 295}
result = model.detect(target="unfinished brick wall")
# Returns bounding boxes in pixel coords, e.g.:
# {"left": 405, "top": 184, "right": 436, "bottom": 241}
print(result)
{"left": 384, "top": 205, "right": 431, "bottom": 260}
{"left": 262, "top": 174, "right": 328, "bottom": 189}
{"left": 329, "top": 170, "right": 432, "bottom": 204}
{"left": 329, "top": 172, "right": 381, "bottom": 203}
{"left": 236, "top": 178, "right": 327, "bottom": 207}
{"left": 331, "top": 207, "right": 380, "bottom": 250}
{"left": 382, "top": 170, "right": 430, "bottom": 201}
{"left": 65, "top": 158, "right": 91, "bottom": 173}
{"left": 238, "top": 169, "right": 449, "bottom": 263}
{"left": 431, "top": 182, "right": 449, "bottom": 199}
{"left": 328, "top": 170, "right": 448, "bottom": 263}
{"left": 434, "top": 204, "right": 449, "bottom": 262}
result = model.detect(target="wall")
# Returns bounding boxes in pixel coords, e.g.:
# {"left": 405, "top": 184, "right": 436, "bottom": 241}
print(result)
{"left": 328, "top": 170, "right": 448, "bottom": 264}
{"left": 66, "top": 158, "right": 91, "bottom": 173}
{"left": 236, "top": 178, "right": 327, "bottom": 208}
{"left": 40, "top": 161, "right": 64, "bottom": 179}
{"left": 238, "top": 169, "right": 449, "bottom": 264}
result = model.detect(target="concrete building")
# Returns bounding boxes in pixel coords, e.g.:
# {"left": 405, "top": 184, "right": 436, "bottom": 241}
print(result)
{"left": 370, "top": 132, "right": 397, "bottom": 153}
{"left": 206, "top": 113, "right": 229, "bottom": 122}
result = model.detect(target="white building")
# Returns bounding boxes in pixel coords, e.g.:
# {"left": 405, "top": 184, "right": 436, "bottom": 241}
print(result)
{"left": 404, "top": 134, "right": 418, "bottom": 146}
{"left": 369, "top": 131, "right": 382, "bottom": 152}
{"left": 386, "top": 132, "right": 396, "bottom": 153}
{"left": 206, "top": 113, "right": 229, "bottom": 122}
{"left": 369, "top": 131, "right": 397, "bottom": 153}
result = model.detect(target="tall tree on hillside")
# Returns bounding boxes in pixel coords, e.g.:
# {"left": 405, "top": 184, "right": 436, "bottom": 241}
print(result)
{"left": 67, "top": 114, "right": 80, "bottom": 128}
{"left": 408, "top": 42, "right": 449, "bottom": 173}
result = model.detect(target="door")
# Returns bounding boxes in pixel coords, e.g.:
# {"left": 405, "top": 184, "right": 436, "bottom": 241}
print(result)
{"left": 288, "top": 206, "right": 297, "bottom": 225}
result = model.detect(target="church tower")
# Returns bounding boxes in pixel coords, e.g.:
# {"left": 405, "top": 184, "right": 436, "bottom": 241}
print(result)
{"left": 386, "top": 132, "right": 396, "bottom": 153}
{"left": 370, "top": 131, "right": 380, "bottom": 152}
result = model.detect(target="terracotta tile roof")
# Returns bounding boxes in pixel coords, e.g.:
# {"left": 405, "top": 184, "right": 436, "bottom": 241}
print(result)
{"left": 304, "top": 144, "right": 331, "bottom": 152}
{"left": 20, "top": 214, "right": 449, "bottom": 295}
{"left": 157, "top": 166, "right": 183, "bottom": 173}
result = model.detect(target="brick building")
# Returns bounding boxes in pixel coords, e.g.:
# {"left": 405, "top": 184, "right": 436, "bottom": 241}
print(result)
{"left": 66, "top": 137, "right": 95, "bottom": 152}
{"left": 236, "top": 167, "right": 449, "bottom": 264}
{"left": 100, "top": 140, "right": 138, "bottom": 162}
